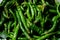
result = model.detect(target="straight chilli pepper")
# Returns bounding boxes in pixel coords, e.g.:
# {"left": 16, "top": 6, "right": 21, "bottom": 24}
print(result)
{"left": 15, "top": 10, "right": 31, "bottom": 40}
{"left": 7, "top": 21, "right": 12, "bottom": 34}
{"left": 16, "top": 5, "right": 30, "bottom": 33}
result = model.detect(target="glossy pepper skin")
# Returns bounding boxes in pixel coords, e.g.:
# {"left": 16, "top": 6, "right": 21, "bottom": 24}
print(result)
{"left": 0, "top": 0, "right": 60, "bottom": 40}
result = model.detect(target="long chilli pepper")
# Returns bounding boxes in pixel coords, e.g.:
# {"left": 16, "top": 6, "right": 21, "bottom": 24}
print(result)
{"left": 0, "top": 0, "right": 60, "bottom": 40}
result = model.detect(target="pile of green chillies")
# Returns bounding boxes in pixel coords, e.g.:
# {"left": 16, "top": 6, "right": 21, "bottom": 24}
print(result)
{"left": 0, "top": 0, "right": 60, "bottom": 40}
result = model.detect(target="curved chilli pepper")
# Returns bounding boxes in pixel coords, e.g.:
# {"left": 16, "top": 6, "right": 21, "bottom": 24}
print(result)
{"left": 4, "top": 1, "right": 15, "bottom": 8}
{"left": 42, "top": 15, "right": 59, "bottom": 35}
{"left": 26, "top": 7, "right": 31, "bottom": 21}
{"left": 2, "top": 11, "right": 9, "bottom": 18}
{"left": 33, "top": 5, "right": 39, "bottom": 23}
{"left": 4, "top": 2, "right": 15, "bottom": 19}
{"left": 42, "top": 22, "right": 56, "bottom": 35}
{"left": 52, "top": 15, "right": 59, "bottom": 22}
{"left": 56, "top": 5, "right": 60, "bottom": 16}
{"left": 34, "top": 6, "right": 42, "bottom": 23}
{"left": 37, "top": 33, "right": 53, "bottom": 40}
{"left": 9, "top": 9, "right": 16, "bottom": 21}
{"left": 36, "top": 6, "right": 41, "bottom": 17}
{"left": 4, "top": 7, "right": 9, "bottom": 18}
{"left": 9, "top": 9, "right": 16, "bottom": 29}
{"left": 33, "top": 6, "right": 37, "bottom": 17}
{"left": 12, "top": 24, "right": 19, "bottom": 40}
{"left": 37, "top": 6, "right": 45, "bottom": 33}
{"left": 34, "top": 12, "right": 41, "bottom": 23}
{"left": 29, "top": 3, "right": 35, "bottom": 19}
{"left": 17, "top": 6, "right": 30, "bottom": 33}
{"left": 16, "top": 10, "right": 31, "bottom": 39}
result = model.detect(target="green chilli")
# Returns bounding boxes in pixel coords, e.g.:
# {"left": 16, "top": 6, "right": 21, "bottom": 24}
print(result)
{"left": 29, "top": 3, "right": 35, "bottom": 19}
{"left": 9, "top": 9, "right": 16, "bottom": 29}
{"left": 4, "top": 0, "right": 15, "bottom": 8}
{"left": 7, "top": 21, "right": 12, "bottom": 34}
{"left": 34, "top": 6, "right": 43, "bottom": 24}
{"left": 56, "top": 5, "right": 60, "bottom": 16}
{"left": 3, "top": 11, "right": 9, "bottom": 18}
{"left": 16, "top": 5, "right": 30, "bottom": 33}
{"left": 9, "top": 9, "right": 16, "bottom": 21}
{"left": 37, "top": 33, "right": 53, "bottom": 40}
{"left": 0, "top": 16, "right": 4, "bottom": 26}
{"left": 49, "top": 9, "right": 57, "bottom": 13}
{"left": 15, "top": 10, "right": 31, "bottom": 39}
{"left": 12, "top": 24, "right": 19, "bottom": 40}
{"left": 26, "top": 7, "right": 31, "bottom": 21}
{"left": 4, "top": 23, "right": 7, "bottom": 32}
{"left": 42, "top": 15, "right": 59, "bottom": 35}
